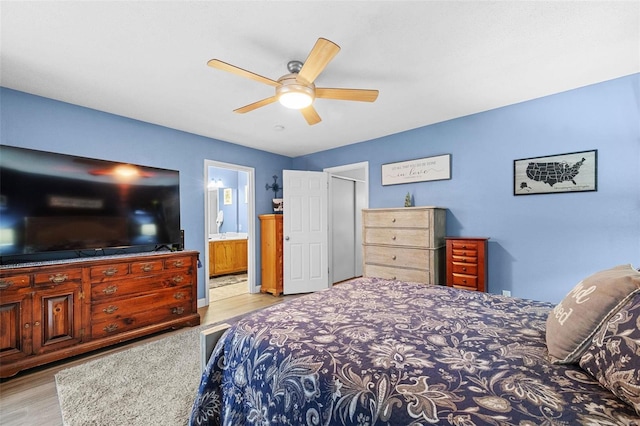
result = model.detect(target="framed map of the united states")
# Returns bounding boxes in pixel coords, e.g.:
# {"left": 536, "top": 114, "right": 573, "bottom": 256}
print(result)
{"left": 514, "top": 150, "right": 597, "bottom": 195}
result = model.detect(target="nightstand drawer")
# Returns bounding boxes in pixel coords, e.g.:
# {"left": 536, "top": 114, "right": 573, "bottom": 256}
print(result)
{"left": 451, "top": 262, "right": 478, "bottom": 275}
{"left": 450, "top": 241, "right": 481, "bottom": 251}
{"left": 452, "top": 255, "right": 478, "bottom": 264}
{"left": 452, "top": 248, "right": 477, "bottom": 257}
{"left": 452, "top": 273, "right": 477, "bottom": 288}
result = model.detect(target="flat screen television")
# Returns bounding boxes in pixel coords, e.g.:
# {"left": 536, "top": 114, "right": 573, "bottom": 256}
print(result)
{"left": 0, "top": 145, "right": 181, "bottom": 265}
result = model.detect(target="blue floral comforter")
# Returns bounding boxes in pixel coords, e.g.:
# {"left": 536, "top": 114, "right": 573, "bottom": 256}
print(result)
{"left": 190, "top": 277, "right": 640, "bottom": 425}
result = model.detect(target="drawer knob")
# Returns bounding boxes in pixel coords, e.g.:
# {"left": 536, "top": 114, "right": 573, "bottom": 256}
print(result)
{"left": 103, "top": 285, "right": 118, "bottom": 295}
{"left": 103, "top": 305, "right": 119, "bottom": 314}
{"left": 462, "top": 267, "right": 467, "bottom": 272}
{"left": 462, "top": 279, "right": 467, "bottom": 283}
{"left": 172, "top": 275, "right": 184, "bottom": 284}
{"left": 34, "top": 321, "right": 40, "bottom": 327}
{"left": 141, "top": 264, "right": 153, "bottom": 272}
{"left": 102, "top": 268, "right": 118, "bottom": 277}
{"left": 391, "top": 255, "right": 396, "bottom": 260}
{"left": 391, "top": 218, "right": 396, "bottom": 223}
{"left": 49, "top": 273, "right": 68, "bottom": 284}
{"left": 172, "top": 307, "right": 184, "bottom": 315}
{"left": 103, "top": 324, "right": 118, "bottom": 333}
{"left": 0, "top": 280, "right": 13, "bottom": 290}
{"left": 174, "top": 292, "right": 185, "bottom": 300}
{"left": 173, "top": 260, "right": 184, "bottom": 268}
{"left": 24, "top": 323, "right": 30, "bottom": 329}
{"left": 391, "top": 235, "right": 396, "bottom": 240}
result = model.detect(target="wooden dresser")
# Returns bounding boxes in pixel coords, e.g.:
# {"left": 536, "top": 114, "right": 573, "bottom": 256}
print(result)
{"left": 0, "top": 250, "right": 200, "bottom": 378}
{"left": 445, "top": 237, "right": 489, "bottom": 292}
{"left": 362, "top": 207, "right": 446, "bottom": 284}
{"left": 259, "top": 214, "right": 283, "bottom": 296}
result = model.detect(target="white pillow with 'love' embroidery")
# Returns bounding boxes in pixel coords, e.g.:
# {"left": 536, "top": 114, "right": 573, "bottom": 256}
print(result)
{"left": 546, "top": 264, "right": 640, "bottom": 364}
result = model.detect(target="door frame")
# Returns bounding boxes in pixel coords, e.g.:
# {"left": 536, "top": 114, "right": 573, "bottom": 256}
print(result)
{"left": 324, "top": 161, "right": 369, "bottom": 285}
{"left": 203, "top": 160, "right": 257, "bottom": 306}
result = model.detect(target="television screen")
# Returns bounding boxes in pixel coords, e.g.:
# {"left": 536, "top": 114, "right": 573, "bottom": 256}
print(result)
{"left": 0, "top": 145, "right": 181, "bottom": 265}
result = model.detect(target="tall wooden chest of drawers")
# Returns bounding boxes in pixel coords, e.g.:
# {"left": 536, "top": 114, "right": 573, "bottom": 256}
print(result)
{"left": 445, "top": 237, "right": 489, "bottom": 292}
{"left": 259, "top": 214, "right": 283, "bottom": 296}
{"left": 362, "top": 207, "right": 446, "bottom": 284}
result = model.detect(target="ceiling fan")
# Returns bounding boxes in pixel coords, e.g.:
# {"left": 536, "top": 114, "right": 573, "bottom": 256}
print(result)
{"left": 207, "top": 38, "right": 379, "bottom": 125}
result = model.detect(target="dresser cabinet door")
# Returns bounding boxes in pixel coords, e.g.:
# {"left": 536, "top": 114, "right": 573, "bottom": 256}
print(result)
{"left": 0, "top": 289, "right": 33, "bottom": 362}
{"left": 31, "top": 283, "right": 83, "bottom": 354}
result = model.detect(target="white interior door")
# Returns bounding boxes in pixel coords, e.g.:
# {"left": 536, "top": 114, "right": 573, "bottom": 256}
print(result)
{"left": 283, "top": 170, "right": 328, "bottom": 294}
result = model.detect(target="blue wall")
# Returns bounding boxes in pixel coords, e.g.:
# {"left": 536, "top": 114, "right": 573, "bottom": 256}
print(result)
{"left": 294, "top": 74, "right": 640, "bottom": 303}
{"left": 3, "top": 74, "right": 638, "bottom": 304}
{"left": 0, "top": 88, "right": 293, "bottom": 300}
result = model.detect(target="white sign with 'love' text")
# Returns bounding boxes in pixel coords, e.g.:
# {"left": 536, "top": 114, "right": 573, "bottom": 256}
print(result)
{"left": 382, "top": 154, "right": 451, "bottom": 186}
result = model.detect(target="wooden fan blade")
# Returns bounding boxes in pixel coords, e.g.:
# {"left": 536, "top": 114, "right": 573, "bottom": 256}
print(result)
{"left": 297, "top": 38, "right": 340, "bottom": 84}
{"left": 233, "top": 96, "right": 278, "bottom": 114}
{"left": 315, "top": 88, "right": 379, "bottom": 102}
{"left": 207, "top": 59, "right": 280, "bottom": 87}
{"left": 301, "top": 105, "right": 322, "bottom": 125}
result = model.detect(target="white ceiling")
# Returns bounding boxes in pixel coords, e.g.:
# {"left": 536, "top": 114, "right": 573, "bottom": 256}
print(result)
{"left": 1, "top": 1, "right": 638, "bottom": 158}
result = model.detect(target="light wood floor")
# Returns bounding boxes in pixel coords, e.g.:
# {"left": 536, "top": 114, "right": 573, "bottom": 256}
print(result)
{"left": 0, "top": 292, "right": 293, "bottom": 426}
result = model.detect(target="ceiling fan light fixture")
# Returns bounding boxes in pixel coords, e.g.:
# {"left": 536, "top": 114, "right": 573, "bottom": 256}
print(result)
{"left": 276, "top": 74, "right": 315, "bottom": 109}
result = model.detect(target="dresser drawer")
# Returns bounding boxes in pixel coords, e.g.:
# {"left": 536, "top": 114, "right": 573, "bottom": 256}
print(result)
{"left": 90, "top": 299, "right": 193, "bottom": 339}
{"left": 90, "top": 263, "right": 130, "bottom": 281}
{"left": 91, "top": 285, "right": 192, "bottom": 322}
{"left": 164, "top": 256, "right": 192, "bottom": 270}
{"left": 364, "top": 245, "right": 432, "bottom": 269}
{"left": 364, "top": 264, "right": 431, "bottom": 283}
{"left": 131, "top": 260, "right": 164, "bottom": 274}
{"left": 363, "top": 228, "right": 430, "bottom": 247}
{"left": 363, "top": 208, "right": 432, "bottom": 229}
{"left": 0, "top": 274, "right": 30, "bottom": 292}
{"left": 34, "top": 268, "right": 82, "bottom": 287}
{"left": 91, "top": 271, "right": 193, "bottom": 301}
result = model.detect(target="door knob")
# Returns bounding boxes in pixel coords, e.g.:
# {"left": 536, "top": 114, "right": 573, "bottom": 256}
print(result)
{"left": 285, "top": 236, "right": 290, "bottom": 241}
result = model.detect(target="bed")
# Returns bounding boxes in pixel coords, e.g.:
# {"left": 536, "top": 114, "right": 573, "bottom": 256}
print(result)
{"left": 190, "top": 268, "right": 640, "bottom": 425}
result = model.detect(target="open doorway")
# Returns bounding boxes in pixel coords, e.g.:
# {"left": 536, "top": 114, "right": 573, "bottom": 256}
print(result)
{"left": 324, "top": 162, "right": 369, "bottom": 285}
{"left": 204, "top": 160, "right": 256, "bottom": 305}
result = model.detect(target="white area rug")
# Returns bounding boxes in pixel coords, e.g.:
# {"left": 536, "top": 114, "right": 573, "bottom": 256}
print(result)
{"left": 55, "top": 319, "right": 242, "bottom": 425}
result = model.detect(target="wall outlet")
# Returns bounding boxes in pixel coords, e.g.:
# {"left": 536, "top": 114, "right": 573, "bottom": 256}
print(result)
{"left": 502, "top": 290, "right": 511, "bottom": 297}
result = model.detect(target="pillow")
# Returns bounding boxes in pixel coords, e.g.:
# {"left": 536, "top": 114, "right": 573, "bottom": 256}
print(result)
{"left": 546, "top": 264, "right": 640, "bottom": 364}
{"left": 579, "top": 292, "right": 640, "bottom": 415}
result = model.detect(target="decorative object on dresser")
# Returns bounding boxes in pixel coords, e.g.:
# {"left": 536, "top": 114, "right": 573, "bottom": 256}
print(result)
{"left": 362, "top": 207, "right": 446, "bottom": 284}
{"left": 445, "top": 237, "right": 489, "bottom": 292}
{"left": 0, "top": 250, "right": 200, "bottom": 378}
{"left": 259, "top": 214, "right": 283, "bottom": 296}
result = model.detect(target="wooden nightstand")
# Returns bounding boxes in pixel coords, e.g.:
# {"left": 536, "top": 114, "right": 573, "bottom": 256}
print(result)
{"left": 445, "top": 237, "right": 489, "bottom": 292}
